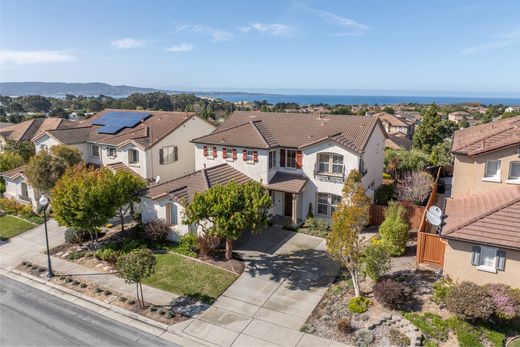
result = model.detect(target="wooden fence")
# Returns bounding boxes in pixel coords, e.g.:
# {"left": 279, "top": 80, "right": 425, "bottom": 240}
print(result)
{"left": 369, "top": 204, "right": 425, "bottom": 229}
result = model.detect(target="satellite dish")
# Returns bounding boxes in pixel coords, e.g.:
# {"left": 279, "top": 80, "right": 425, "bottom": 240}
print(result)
{"left": 155, "top": 176, "right": 161, "bottom": 184}
{"left": 426, "top": 206, "right": 443, "bottom": 227}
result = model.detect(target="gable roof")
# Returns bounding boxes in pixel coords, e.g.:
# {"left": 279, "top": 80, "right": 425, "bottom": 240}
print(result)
{"left": 451, "top": 116, "right": 520, "bottom": 156}
{"left": 144, "top": 163, "right": 251, "bottom": 204}
{"left": 192, "top": 111, "right": 385, "bottom": 154}
{"left": 385, "top": 133, "right": 413, "bottom": 150}
{"left": 0, "top": 165, "right": 27, "bottom": 180}
{"left": 32, "top": 109, "right": 206, "bottom": 150}
{"left": 441, "top": 186, "right": 520, "bottom": 249}
{"left": 0, "top": 118, "right": 77, "bottom": 142}
{"left": 375, "top": 112, "right": 410, "bottom": 127}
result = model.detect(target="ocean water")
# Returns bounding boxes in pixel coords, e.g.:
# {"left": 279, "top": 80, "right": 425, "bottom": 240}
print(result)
{"left": 202, "top": 93, "right": 520, "bottom": 106}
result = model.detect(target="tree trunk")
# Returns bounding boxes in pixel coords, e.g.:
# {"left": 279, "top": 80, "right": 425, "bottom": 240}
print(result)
{"left": 225, "top": 238, "right": 233, "bottom": 261}
{"left": 139, "top": 282, "right": 145, "bottom": 308}
{"left": 351, "top": 269, "right": 361, "bottom": 297}
{"left": 136, "top": 282, "right": 142, "bottom": 309}
{"left": 120, "top": 214, "right": 125, "bottom": 232}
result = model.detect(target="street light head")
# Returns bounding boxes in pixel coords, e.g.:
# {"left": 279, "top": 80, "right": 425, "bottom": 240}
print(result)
{"left": 39, "top": 195, "right": 49, "bottom": 207}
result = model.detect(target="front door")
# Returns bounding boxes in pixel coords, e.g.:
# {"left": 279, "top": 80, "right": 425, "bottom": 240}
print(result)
{"left": 284, "top": 192, "right": 293, "bottom": 217}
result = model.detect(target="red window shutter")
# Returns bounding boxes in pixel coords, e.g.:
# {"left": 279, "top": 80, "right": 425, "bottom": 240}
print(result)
{"left": 280, "top": 149, "right": 286, "bottom": 167}
{"left": 243, "top": 150, "right": 247, "bottom": 161}
{"left": 212, "top": 146, "right": 217, "bottom": 158}
{"left": 296, "top": 150, "right": 303, "bottom": 169}
{"left": 253, "top": 151, "right": 258, "bottom": 162}
{"left": 203, "top": 146, "right": 208, "bottom": 156}
{"left": 222, "top": 147, "right": 227, "bottom": 158}
{"left": 232, "top": 148, "right": 237, "bottom": 160}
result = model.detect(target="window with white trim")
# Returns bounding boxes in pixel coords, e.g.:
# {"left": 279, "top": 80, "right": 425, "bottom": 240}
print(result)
{"left": 286, "top": 149, "right": 297, "bottom": 168}
{"left": 107, "top": 147, "right": 117, "bottom": 158}
{"left": 484, "top": 160, "right": 501, "bottom": 180}
{"left": 169, "top": 203, "right": 177, "bottom": 225}
{"left": 268, "top": 150, "right": 276, "bottom": 169}
{"left": 508, "top": 161, "right": 520, "bottom": 182}
{"left": 224, "top": 147, "right": 232, "bottom": 160}
{"left": 478, "top": 246, "right": 497, "bottom": 272}
{"left": 246, "top": 149, "right": 254, "bottom": 163}
{"left": 330, "top": 194, "right": 342, "bottom": 215}
{"left": 20, "top": 182, "right": 29, "bottom": 198}
{"left": 162, "top": 145, "right": 177, "bottom": 164}
{"left": 317, "top": 193, "right": 342, "bottom": 217}
{"left": 91, "top": 144, "right": 100, "bottom": 158}
{"left": 129, "top": 149, "right": 139, "bottom": 164}
{"left": 317, "top": 153, "right": 344, "bottom": 175}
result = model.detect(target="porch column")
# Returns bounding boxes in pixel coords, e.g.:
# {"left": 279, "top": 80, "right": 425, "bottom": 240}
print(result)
{"left": 291, "top": 193, "right": 298, "bottom": 226}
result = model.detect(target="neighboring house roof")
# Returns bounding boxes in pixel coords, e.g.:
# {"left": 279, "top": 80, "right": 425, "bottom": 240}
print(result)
{"left": 32, "top": 109, "right": 208, "bottom": 150}
{"left": 375, "top": 112, "right": 410, "bottom": 127}
{"left": 385, "top": 133, "right": 413, "bottom": 150}
{"left": 105, "top": 162, "right": 140, "bottom": 177}
{"left": 144, "top": 163, "right": 251, "bottom": 204}
{"left": 192, "top": 111, "right": 385, "bottom": 154}
{"left": 0, "top": 165, "right": 27, "bottom": 180}
{"left": 451, "top": 115, "right": 520, "bottom": 156}
{"left": 441, "top": 186, "right": 520, "bottom": 250}
{"left": 267, "top": 171, "right": 307, "bottom": 193}
{"left": 0, "top": 118, "right": 77, "bottom": 142}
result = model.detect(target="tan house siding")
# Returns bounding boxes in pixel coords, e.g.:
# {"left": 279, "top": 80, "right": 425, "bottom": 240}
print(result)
{"left": 451, "top": 146, "right": 520, "bottom": 198}
{"left": 443, "top": 239, "right": 520, "bottom": 288}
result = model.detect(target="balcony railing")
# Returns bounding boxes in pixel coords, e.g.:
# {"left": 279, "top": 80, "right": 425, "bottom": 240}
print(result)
{"left": 313, "top": 170, "right": 345, "bottom": 184}
{"left": 18, "top": 194, "right": 31, "bottom": 203}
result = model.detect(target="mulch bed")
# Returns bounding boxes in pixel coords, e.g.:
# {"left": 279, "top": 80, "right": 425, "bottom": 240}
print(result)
{"left": 17, "top": 261, "right": 190, "bottom": 325}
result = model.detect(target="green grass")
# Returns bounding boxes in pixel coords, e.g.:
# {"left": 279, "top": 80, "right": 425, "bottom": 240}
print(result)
{"left": 0, "top": 215, "right": 35, "bottom": 240}
{"left": 143, "top": 253, "right": 238, "bottom": 303}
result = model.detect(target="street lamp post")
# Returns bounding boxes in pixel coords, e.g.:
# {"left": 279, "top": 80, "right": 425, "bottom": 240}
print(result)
{"left": 39, "top": 195, "right": 54, "bottom": 278}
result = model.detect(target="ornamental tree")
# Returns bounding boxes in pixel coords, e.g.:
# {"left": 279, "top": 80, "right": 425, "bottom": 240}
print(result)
{"left": 395, "top": 171, "right": 434, "bottom": 205}
{"left": 413, "top": 104, "right": 458, "bottom": 154}
{"left": 117, "top": 248, "right": 157, "bottom": 308}
{"left": 183, "top": 180, "right": 272, "bottom": 260}
{"left": 3, "top": 140, "right": 35, "bottom": 162}
{"left": 327, "top": 170, "right": 370, "bottom": 297}
{"left": 111, "top": 171, "right": 146, "bottom": 231}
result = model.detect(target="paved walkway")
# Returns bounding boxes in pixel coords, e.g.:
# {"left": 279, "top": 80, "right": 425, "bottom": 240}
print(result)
{"left": 174, "top": 226, "right": 347, "bottom": 347}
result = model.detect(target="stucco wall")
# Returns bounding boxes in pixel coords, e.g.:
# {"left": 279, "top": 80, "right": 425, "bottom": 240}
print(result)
{"left": 3, "top": 177, "right": 41, "bottom": 211}
{"left": 444, "top": 239, "right": 520, "bottom": 288}
{"left": 452, "top": 146, "right": 520, "bottom": 198}
{"left": 33, "top": 134, "right": 89, "bottom": 161}
{"left": 361, "top": 125, "right": 386, "bottom": 191}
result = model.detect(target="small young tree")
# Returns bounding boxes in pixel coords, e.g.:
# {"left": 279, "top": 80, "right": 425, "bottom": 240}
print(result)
{"left": 327, "top": 170, "right": 370, "bottom": 297}
{"left": 111, "top": 171, "right": 146, "bottom": 231}
{"left": 3, "top": 140, "right": 35, "bottom": 162}
{"left": 183, "top": 181, "right": 272, "bottom": 260}
{"left": 50, "top": 145, "right": 83, "bottom": 167}
{"left": 396, "top": 171, "right": 434, "bottom": 205}
{"left": 379, "top": 201, "right": 409, "bottom": 256}
{"left": 117, "top": 248, "right": 157, "bottom": 309}
{"left": 362, "top": 242, "right": 391, "bottom": 281}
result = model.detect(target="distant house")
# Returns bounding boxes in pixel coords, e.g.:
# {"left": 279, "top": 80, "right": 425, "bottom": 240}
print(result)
{"left": 441, "top": 186, "right": 520, "bottom": 287}
{"left": 448, "top": 111, "right": 469, "bottom": 124}
{"left": 31, "top": 109, "right": 216, "bottom": 182}
{"left": 395, "top": 111, "right": 422, "bottom": 126}
{"left": 0, "top": 166, "right": 42, "bottom": 211}
{"left": 385, "top": 133, "right": 413, "bottom": 150}
{"left": 0, "top": 117, "right": 76, "bottom": 152}
{"left": 450, "top": 116, "right": 520, "bottom": 198}
{"left": 374, "top": 112, "right": 413, "bottom": 139}
{"left": 505, "top": 106, "right": 520, "bottom": 113}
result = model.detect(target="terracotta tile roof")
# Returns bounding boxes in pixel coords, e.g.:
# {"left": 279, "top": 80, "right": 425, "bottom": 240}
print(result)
{"left": 32, "top": 109, "right": 204, "bottom": 149}
{"left": 451, "top": 116, "right": 520, "bottom": 156}
{"left": 267, "top": 171, "right": 308, "bottom": 193}
{"left": 105, "top": 162, "right": 140, "bottom": 177}
{"left": 0, "top": 165, "right": 26, "bottom": 180}
{"left": 0, "top": 118, "right": 77, "bottom": 142}
{"left": 386, "top": 133, "right": 413, "bottom": 150}
{"left": 144, "top": 163, "right": 251, "bottom": 204}
{"left": 375, "top": 112, "right": 410, "bottom": 127}
{"left": 192, "top": 111, "right": 384, "bottom": 154}
{"left": 441, "top": 186, "right": 520, "bottom": 249}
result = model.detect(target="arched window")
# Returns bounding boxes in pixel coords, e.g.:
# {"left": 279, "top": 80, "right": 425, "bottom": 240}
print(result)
{"left": 166, "top": 203, "right": 178, "bottom": 225}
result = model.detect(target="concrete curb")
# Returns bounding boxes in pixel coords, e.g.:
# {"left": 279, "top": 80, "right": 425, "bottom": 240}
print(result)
{"left": 0, "top": 267, "right": 207, "bottom": 346}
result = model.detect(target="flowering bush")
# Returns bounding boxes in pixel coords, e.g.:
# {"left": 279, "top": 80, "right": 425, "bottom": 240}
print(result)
{"left": 485, "top": 283, "right": 520, "bottom": 320}
{"left": 445, "top": 282, "right": 494, "bottom": 321}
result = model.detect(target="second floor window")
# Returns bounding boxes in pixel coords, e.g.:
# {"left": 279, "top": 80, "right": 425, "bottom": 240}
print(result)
{"left": 160, "top": 145, "right": 178, "bottom": 164}
{"left": 286, "top": 149, "right": 297, "bottom": 168}
{"left": 509, "top": 161, "right": 520, "bottom": 182}
{"left": 107, "top": 147, "right": 117, "bottom": 158}
{"left": 484, "top": 160, "right": 501, "bottom": 180}
{"left": 269, "top": 150, "right": 276, "bottom": 169}
{"left": 317, "top": 153, "right": 344, "bottom": 175}
{"left": 129, "top": 149, "right": 139, "bottom": 164}
{"left": 91, "top": 144, "right": 100, "bottom": 158}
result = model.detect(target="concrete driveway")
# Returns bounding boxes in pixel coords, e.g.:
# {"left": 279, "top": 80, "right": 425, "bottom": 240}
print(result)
{"left": 174, "top": 225, "right": 344, "bottom": 347}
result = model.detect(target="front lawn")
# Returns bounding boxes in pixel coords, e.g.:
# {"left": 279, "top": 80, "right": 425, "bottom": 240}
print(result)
{"left": 143, "top": 252, "right": 238, "bottom": 303}
{"left": 0, "top": 215, "right": 35, "bottom": 240}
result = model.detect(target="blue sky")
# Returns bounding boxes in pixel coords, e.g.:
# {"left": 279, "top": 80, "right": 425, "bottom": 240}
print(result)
{"left": 1, "top": 0, "right": 519, "bottom": 95}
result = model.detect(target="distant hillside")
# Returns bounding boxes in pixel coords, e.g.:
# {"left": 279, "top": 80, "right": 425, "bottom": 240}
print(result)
{"left": 0, "top": 82, "right": 168, "bottom": 96}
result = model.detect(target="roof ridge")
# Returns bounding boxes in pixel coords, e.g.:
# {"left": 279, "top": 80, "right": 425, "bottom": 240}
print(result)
{"left": 192, "top": 121, "right": 253, "bottom": 141}
{"left": 453, "top": 117, "right": 519, "bottom": 152}
{"left": 443, "top": 187, "right": 520, "bottom": 235}
{"left": 17, "top": 118, "right": 36, "bottom": 141}
{"left": 250, "top": 120, "right": 270, "bottom": 148}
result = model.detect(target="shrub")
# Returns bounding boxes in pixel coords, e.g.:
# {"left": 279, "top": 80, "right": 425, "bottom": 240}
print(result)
{"left": 362, "top": 243, "right": 391, "bottom": 281}
{"left": 389, "top": 328, "right": 411, "bottom": 347}
{"left": 175, "top": 232, "right": 198, "bottom": 257}
{"left": 445, "top": 281, "right": 494, "bottom": 321}
{"left": 383, "top": 172, "right": 392, "bottom": 180}
{"left": 485, "top": 283, "right": 519, "bottom": 320}
{"left": 379, "top": 201, "right": 409, "bottom": 256}
{"left": 64, "top": 229, "right": 90, "bottom": 244}
{"left": 306, "top": 203, "right": 314, "bottom": 219}
{"left": 433, "top": 276, "right": 455, "bottom": 305}
{"left": 396, "top": 171, "right": 434, "bottom": 205}
{"left": 0, "top": 197, "right": 22, "bottom": 214}
{"left": 144, "top": 219, "right": 169, "bottom": 242}
{"left": 337, "top": 317, "right": 353, "bottom": 334}
{"left": 354, "top": 329, "right": 374, "bottom": 347}
{"left": 305, "top": 217, "right": 330, "bottom": 236}
{"left": 19, "top": 204, "right": 34, "bottom": 218}
{"left": 348, "top": 296, "right": 372, "bottom": 314}
{"left": 374, "top": 184, "right": 395, "bottom": 205}
{"left": 197, "top": 234, "right": 220, "bottom": 258}
{"left": 120, "top": 238, "right": 147, "bottom": 253}
{"left": 95, "top": 248, "right": 120, "bottom": 264}
{"left": 66, "top": 250, "right": 88, "bottom": 260}
{"left": 374, "top": 278, "right": 413, "bottom": 310}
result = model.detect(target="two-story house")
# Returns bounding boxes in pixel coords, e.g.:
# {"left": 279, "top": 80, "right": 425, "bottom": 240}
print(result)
{"left": 440, "top": 116, "right": 520, "bottom": 287}
{"left": 375, "top": 112, "right": 413, "bottom": 139}
{"left": 141, "top": 111, "right": 386, "bottom": 240}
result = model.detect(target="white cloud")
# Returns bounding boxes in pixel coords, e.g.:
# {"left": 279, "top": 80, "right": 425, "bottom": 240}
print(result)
{"left": 242, "top": 23, "right": 294, "bottom": 38}
{"left": 172, "top": 24, "right": 233, "bottom": 42}
{"left": 0, "top": 50, "right": 77, "bottom": 64}
{"left": 166, "top": 43, "right": 194, "bottom": 52}
{"left": 110, "top": 38, "right": 146, "bottom": 49}
{"left": 462, "top": 26, "right": 520, "bottom": 54}
{"left": 296, "top": 2, "right": 369, "bottom": 36}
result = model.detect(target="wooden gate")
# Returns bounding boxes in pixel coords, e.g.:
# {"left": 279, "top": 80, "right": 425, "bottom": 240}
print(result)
{"left": 417, "top": 232, "right": 446, "bottom": 267}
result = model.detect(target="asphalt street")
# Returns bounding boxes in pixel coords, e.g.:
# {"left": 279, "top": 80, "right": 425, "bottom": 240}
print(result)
{"left": 0, "top": 275, "right": 175, "bottom": 346}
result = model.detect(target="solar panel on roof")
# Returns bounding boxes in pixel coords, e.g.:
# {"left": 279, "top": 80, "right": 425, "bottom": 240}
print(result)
{"left": 93, "top": 111, "right": 151, "bottom": 134}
